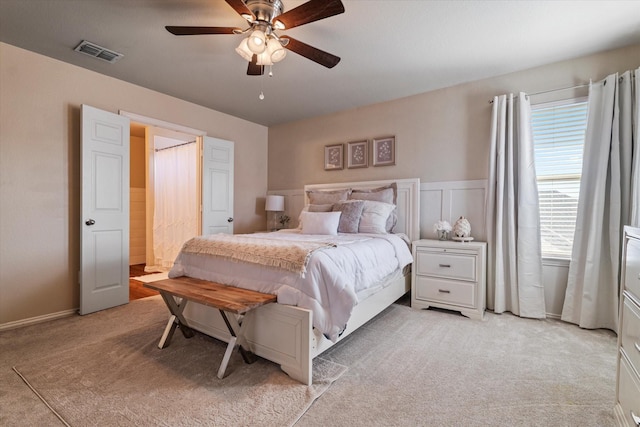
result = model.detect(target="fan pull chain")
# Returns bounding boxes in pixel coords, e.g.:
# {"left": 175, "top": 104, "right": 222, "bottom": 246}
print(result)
{"left": 259, "top": 71, "right": 265, "bottom": 100}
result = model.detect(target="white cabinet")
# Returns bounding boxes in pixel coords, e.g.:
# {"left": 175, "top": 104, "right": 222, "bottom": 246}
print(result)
{"left": 616, "top": 226, "right": 640, "bottom": 427}
{"left": 411, "top": 239, "right": 486, "bottom": 320}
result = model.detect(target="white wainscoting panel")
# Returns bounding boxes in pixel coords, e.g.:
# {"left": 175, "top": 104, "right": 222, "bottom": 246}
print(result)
{"left": 542, "top": 259, "right": 570, "bottom": 319}
{"left": 420, "top": 180, "right": 487, "bottom": 242}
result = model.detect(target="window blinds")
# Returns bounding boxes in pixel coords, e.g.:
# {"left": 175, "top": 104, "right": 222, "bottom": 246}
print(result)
{"left": 531, "top": 100, "right": 588, "bottom": 258}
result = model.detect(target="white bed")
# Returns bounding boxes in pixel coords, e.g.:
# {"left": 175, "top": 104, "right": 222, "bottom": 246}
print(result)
{"left": 174, "top": 178, "right": 420, "bottom": 384}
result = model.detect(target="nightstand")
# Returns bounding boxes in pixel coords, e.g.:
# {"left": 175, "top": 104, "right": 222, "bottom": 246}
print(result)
{"left": 411, "top": 239, "right": 487, "bottom": 320}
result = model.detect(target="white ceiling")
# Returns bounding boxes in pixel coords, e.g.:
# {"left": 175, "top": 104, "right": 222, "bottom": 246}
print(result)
{"left": 1, "top": 0, "right": 639, "bottom": 126}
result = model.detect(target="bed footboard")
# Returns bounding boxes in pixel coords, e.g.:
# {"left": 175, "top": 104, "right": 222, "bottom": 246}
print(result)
{"left": 184, "top": 302, "right": 314, "bottom": 385}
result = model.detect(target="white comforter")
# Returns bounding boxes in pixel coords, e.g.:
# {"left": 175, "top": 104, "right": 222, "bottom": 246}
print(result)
{"left": 169, "top": 230, "right": 413, "bottom": 341}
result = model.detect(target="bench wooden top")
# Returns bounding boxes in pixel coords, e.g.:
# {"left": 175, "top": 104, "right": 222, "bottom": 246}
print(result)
{"left": 144, "top": 277, "right": 276, "bottom": 315}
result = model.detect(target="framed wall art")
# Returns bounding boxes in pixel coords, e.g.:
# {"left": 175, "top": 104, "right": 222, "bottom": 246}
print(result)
{"left": 372, "top": 136, "right": 395, "bottom": 166}
{"left": 347, "top": 140, "right": 368, "bottom": 169}
{"left": 324, "top": 143, "right": 344, "bottom": 170}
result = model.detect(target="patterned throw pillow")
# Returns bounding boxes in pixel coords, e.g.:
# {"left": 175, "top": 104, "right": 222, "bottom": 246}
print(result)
{"left": 332, "top": 200, "right": 366, "bottom": 233}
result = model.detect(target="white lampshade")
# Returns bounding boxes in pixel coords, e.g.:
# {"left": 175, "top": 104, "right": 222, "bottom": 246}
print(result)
{"left": 265, "top": 195, "right": 284, "bottom": 211}
{"left": 235, "top": 38, "right": 253, "bottom": 61}
{"left": 266, "top": 38, "right": 286, "bottom": 63}
{"left": 247, "top": 29, "right": 266, "bottom": 54}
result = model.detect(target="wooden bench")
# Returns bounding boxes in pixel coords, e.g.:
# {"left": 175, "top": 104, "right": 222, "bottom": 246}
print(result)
{"left": 144, "top": 276, "right": 276, "bottom": 379}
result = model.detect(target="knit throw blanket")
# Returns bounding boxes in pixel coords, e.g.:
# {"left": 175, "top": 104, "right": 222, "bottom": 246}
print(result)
{"left": 180, "top": 234, "right": 337, "bottom": 275}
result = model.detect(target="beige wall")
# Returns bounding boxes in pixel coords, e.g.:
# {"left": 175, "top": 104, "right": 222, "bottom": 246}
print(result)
{"left": 0, "top": 42, "right": 268, "bottom": 325}
{"left": 268, "top": 44, "right": 640, "bottom": 191}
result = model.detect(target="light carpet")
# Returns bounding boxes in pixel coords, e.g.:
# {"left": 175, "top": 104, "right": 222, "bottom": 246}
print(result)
{"left": 2, "top": 294, "right": 618, "bottom": 426}
{"left": 13, "top": 311, "right": 346, "bottom": 427}
{"left": 297, "top": 303, "right": 618, "bottom": 427}
{"left": 131, "top": 272, "right": 169, "bottom": 283}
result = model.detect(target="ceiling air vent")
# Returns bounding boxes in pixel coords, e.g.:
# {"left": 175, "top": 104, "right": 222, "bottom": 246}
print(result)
{"left": 74, "top": 40, "right": 123, "bottom": 63}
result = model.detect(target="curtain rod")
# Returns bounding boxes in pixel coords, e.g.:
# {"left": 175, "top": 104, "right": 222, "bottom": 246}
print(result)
{"left": 488, "top": 83, "right": 589, "bottom": 104}
{"left": 155, "top": 140, "right": 196, "bottom": 152}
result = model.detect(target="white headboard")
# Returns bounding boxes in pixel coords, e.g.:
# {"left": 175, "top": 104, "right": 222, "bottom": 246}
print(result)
{"left": 303, "top": 178, "right": 421, "bottom": 242}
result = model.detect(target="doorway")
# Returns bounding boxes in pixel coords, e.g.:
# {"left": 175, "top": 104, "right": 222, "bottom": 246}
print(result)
{"left": 128, "top": 119, "right": 203, "bottom": 277}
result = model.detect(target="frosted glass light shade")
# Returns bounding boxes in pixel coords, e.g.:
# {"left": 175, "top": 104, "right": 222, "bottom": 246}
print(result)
{"left": 265, "top": 195, "right": 284, "bottom": 211}
{"left": 257, "top": 50, "right": 273, "bottom": 66}
{"left": 235, "top": 38, "right": 253, "bottom": 61}
{"left": 267, "top": 38, "right": 286, "bottom": 63}
{"left": 247, "top": 29, "right": 266, "bottom": 54}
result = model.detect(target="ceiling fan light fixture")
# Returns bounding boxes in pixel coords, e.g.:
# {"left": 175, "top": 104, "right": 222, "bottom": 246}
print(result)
{"left": 235, "top": 38, "right": 253, "bottom": 61}
{"left": 247, "top": 29, "right": 266, "bottom": 54}
{"left": 165, "top": 0, "right": 345, "bottom": 76}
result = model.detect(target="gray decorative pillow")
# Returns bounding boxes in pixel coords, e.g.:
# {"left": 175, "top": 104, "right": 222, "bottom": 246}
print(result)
{"left": 332, "top": 200, "right": 365, "bottom": 233}
{"left": 306, "top": 188, "right": 351, "bottom": 205}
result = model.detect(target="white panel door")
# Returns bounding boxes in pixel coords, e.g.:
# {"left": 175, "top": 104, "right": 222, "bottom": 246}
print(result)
{"left": 202, "top": 136, "right": 234, "bottom": 235}
{"left": 80, "top": 105, "right": 130, "bottom": 315}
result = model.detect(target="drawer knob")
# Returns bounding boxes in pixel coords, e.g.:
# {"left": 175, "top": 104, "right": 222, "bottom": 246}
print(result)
{"left": 631, "top": 410, "right": 640, "bottom": 426}
{"left": 439, "top": 264, "right": 451, "bottom": 268}
{"left": 438, "top": 289, "right": 451, "bottom": 294}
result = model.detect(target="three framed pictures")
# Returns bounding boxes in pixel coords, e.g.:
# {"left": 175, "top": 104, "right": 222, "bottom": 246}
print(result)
{"left": 325, "top": 136, "right": 395, "bottom": 170}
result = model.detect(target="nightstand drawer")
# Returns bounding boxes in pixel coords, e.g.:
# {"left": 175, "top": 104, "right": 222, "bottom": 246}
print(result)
{"left": 618, "top": 352, "right": 640, "bottom": 427}
{"left": 626, "top": 238, "right": 640, "bottom": 297}
{"left": 621, "top": 293, "right": 640, "bottom": 372}
{"left": 415, "top": 251, "right": 476, "bottom": 281}
{"left": 414, "top": 276, "right": 476, "bottom": 308}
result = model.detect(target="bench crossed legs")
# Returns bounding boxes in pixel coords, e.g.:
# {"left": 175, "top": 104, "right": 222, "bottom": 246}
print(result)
{"left": 144, "top": 277, "right": 276, "bottom": 379}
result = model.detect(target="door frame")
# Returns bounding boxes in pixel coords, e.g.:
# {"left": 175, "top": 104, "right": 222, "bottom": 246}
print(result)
{"left": 119, "top": 111, "right": 206, "bottom": 268}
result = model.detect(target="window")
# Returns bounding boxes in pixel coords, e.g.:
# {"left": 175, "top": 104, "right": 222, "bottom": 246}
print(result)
{"left": 531, "top": 99, "right": 588, "bottom": 258}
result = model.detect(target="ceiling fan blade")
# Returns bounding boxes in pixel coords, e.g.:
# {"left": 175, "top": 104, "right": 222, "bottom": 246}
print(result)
{"left": 166, "top": 26, "right": 239, "bottom": 35}
{"left": 225, "top": 0, "right": 255, "bottom": 20}
{"left": 274, "top": 0, "right": 344, "bottom": 30}
{"left": 247, "top": 55, "right": 265, "bottom": 76}
{"left": 283, "top": 37, "right": 340, "bottom": 68}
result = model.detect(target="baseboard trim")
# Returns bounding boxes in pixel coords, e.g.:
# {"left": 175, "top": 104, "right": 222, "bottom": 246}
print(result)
{"left": 0, "top": 308, "right": 77, "bottom": 332}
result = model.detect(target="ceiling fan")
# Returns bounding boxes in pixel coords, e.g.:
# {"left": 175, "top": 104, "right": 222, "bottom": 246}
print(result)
{"left": 166, "top": 0, "right": 345, "bottom": 76}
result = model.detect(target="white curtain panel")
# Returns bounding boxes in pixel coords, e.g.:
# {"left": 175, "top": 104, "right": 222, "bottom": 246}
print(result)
{"left": 152, "top": 143, "right": 198, "bottom": 270}
{"left": 486, "top": 93, "right": 546, "bottom": 318}
{"left": 561, "top": 69, "right": 639, "bottom": 331}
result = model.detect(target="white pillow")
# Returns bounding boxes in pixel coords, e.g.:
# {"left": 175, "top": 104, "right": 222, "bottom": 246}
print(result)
{"left": 300, "top": 211, "right": 341, "bottom": 235}
{"left": 359, "top": 200, "right": 395, "bottom": 234}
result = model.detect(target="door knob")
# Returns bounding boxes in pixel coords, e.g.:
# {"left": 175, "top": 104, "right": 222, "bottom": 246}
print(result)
{"left": 85, "top": 219, "right": 95, "bottom": 226}
{"left": 227, "top": 217, "right": 233, "bottom": 223}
